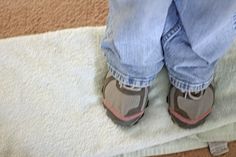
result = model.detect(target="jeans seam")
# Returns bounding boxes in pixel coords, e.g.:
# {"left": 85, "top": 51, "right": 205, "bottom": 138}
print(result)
{"left": 168, "top": 71, "right": 213, "bottom": 92}
{"left": 161, "top": 20, "right": 182, "bottom": 47}
{"left": 233, "top": 14, "right": 236, "bottom": 30}
{"left": 107, "top": 63, "right": 157, "bottom": 87}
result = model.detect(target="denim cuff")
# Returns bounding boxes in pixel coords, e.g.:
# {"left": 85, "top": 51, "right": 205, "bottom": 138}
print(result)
{"left": 169, "top": 73, "right": 213, "bottom": 92}
{"left": 107, "top": 63, "right": 156, "bottom": 88}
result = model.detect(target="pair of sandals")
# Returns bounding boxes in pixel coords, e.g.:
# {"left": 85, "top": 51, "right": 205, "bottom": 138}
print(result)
{"left": 102, "top": 72, "right": 214, "bottom": 128}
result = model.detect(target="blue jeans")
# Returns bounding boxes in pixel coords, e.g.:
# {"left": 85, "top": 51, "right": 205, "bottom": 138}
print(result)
{"left": 101, "top": 0, "right": 236, "bottom": 92}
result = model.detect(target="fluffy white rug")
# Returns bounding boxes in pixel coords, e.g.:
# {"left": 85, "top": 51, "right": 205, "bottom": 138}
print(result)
{"left": 0, "top": 27, "right": 236, "bottom": 157}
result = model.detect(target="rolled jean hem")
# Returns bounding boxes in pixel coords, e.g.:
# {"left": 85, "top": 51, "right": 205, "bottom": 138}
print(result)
{"left": 169, "top": 73, "right": 213, "bottom": 92}
{"left": 107, "top": 63, "right": 156, "bottom": 88}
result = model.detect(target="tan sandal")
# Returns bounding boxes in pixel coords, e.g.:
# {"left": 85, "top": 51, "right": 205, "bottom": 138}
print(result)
{"left": 167, "top": 84, "right": 214, "bottom": 129}
{"left": 102, "top": 72, "right": 149, "bottom": 126}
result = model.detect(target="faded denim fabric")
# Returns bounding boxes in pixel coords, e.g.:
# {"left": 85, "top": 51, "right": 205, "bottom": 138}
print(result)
{"left": 101, "top": 0, "right": 236, "bottom": 92}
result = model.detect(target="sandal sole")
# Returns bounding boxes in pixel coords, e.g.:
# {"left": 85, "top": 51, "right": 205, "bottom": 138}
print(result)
{"left": 167, "top": 96, "right": 210, "bottom": 129}
{"left": 168, "top": 108, "right": 210, "bottom": 129}
{"left": 102, "top": 100, "right": 149, "bottom": 127}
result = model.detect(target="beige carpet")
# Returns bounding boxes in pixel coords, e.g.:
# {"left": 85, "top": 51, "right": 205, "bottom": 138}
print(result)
{"left": 0, "top": 0, "right": 235, "bottom": 156}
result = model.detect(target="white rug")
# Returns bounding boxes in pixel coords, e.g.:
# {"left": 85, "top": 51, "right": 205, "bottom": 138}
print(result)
{"left": 0, "top": 27, "right": 236, "bottom": 157}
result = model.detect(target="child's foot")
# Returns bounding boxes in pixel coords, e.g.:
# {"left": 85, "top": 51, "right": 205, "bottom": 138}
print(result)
{"left": 167, "top": 85, "right": 214, "bottom": 129}
{"left": 102, "top": 72, "right": 149, "bottom": 126}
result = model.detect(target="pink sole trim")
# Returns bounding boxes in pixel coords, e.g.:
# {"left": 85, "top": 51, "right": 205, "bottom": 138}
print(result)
{"left": 103, "top": 99, "right": 144, "bottom": 122}
{"left": 169, "top": 108, "right": 212, "bottom": 125}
